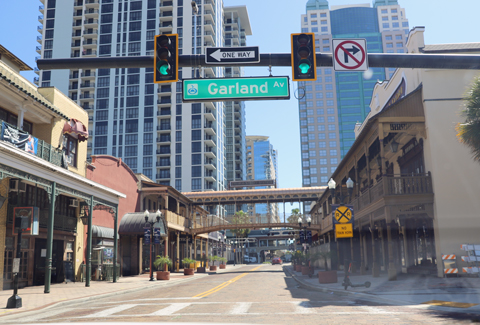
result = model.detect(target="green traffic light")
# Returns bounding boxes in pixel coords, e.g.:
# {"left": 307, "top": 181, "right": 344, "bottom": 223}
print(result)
{"left": 157, "top": 61, "right": 170, "bottom": 76}
{"left": 299, "top": 59, "right": 311, "bottom": 74}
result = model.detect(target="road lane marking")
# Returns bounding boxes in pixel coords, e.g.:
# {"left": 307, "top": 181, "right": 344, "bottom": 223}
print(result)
{"left": 294, "top": 301, "right": 315, "bottom": 314}
{"left": 193, "top": 265, "right": 263, "bottom": 298}
{"left": 360, "top": 306, "right": 395, "bottom": 314}
{"left": 229, "top": 302, "right": 252, "bottom": 314}
{"left": 149, "top": 302, "right": 191, "bottom": 315}
{"left": 79, "top": 304, "right": 137, "bottom": 318}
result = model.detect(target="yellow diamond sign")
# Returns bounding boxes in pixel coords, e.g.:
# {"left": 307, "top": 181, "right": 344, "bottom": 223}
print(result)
{"left": 334, "top": 206, "right": 352, "bottom": 223}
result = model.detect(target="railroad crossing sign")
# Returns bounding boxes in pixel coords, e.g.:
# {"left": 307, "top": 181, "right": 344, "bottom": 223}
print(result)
{"left": 334, "top": 205, "right": 353, "bottom": 223}
{"left": 332, "top": 39, "right": 368, "bottom": 71}
{"left": 205, "top": 46, "right": 260, "bottom": 64}
{"left": 332, "top": 204, "right": 354, "bottom": 239}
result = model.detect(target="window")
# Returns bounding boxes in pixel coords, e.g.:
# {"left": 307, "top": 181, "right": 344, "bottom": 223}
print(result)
{"left": 329, "top": 133, "right": 336, "bottom": 139}
{"left": 192, "top": 178, "right": 201, "bottom": 190}
{"left": 143, "top": 145, "right": 152, "bottom": 156}
{"left": 381, "top": 9, "right": 387, "bottom": 14}
{"left": 392, "top": 22, "right": 399, "bottom": 28}
{"left": 318, "top": 125, "right": 325, "bottom": 131}
{"left": 385, "top": 35, "right": 392, "bottom": 41}
{"left": 317, "top": 108, "right": 324, "bottom": 115}
{"left": 329, "top": 141, "right": 336, "bottom": 148}
{"left": 301, "top": 27, "right": 308, "bottom": 33}
{"left": 310, "top": 167, "right": 317, "bottom": 174}
{"left": 317, "top": 116, "right": 325, "bottom": 123}
{"left": 383, "top": 23, "right": 389, "bottom": 29}
{"left": 316, "top": 101, "right": 324, "bottom": 107}
{"left": 326, "top": 92, "right": 333, "bottom": 98}
{"left": 319, "top": 142, "right": 326, "bottom": 148}
{"left": 302, "top": 160, "right": 310, "bottom": 167}
{"left": 303, "top": 178, "right": 310, "bottom": 185}
{"left": 319, "top": 150, "right": 326, "bottom": 156}
{"left": 63, "top": 135, "right": 78, "bottom": 167}
{"left": 392, "top": 16, "right": 398, "bottom": 20}
{"left": 143, "top": 157, "right": 152, "bottom": 167}
{"left": 320, "top": 167, "right": 327, "bottom": 174}
{"left": 382, "top": 16, "right": 388, "bottom": 21}
{"left": 318, "top": 133, "right": 325, "bottom": 139}
{"left": 321, "top": 27, "right": 328, "bottom": 32}
{"left": 328, "top": 116, "right": 335, "bottom": 122}
{"left": 320, "top": 159, "right": 327, "bottom": 165}
{"left": 309, "top": 159, "right": 316, "bottom": 165}
{"left": 327, "top": 100, "right": 334, "bottom": 106}
{"left": 302, "top": 169, "right": 310, "bottom": 176}
{"left": 321, "top": 176, "right": 328, "bottom": 183}
{"left": 396, "top": 42, "right": 403, "bottom": 47}
{"left": 331, "top": 166, "right": 337, "bottom": 173}
{"left": 330, "top": 149, "right": 337, "bottom": 156}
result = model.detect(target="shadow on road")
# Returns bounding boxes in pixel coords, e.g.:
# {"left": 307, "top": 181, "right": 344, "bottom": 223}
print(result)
{"left": 280, "top": 265, "right": 480, "bottom": 323}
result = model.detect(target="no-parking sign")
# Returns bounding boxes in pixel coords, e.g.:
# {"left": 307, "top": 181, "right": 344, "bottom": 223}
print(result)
{"left": 332, "top": 39, "right": 368, "bottom": 71}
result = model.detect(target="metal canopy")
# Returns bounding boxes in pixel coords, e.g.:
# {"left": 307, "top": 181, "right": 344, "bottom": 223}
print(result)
{"left": 91, "top": 225, "right": 114, "bottom": 239}
{"left": 119, "top": 212, "right": 168, "bottom": 236}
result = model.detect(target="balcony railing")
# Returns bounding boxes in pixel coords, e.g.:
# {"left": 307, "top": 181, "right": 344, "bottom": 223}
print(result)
{"left": 352, "top": 173, "right": 433, "bottom": 213}
{"left": 0, "top": 121, "right": 65, "bottom": 168}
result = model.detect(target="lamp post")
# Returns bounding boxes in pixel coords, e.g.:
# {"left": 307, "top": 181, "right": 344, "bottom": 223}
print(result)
{"left": 298, "top": 215, "right": 311, "bottom": 256}
{"left": 145, "top": 209, "right": 162, "bottom": 281}
{"left": 328, "top": 177, "right": 354, "bottom": 272}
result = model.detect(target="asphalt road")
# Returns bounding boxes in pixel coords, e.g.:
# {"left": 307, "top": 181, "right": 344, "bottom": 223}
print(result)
{"left": 4, "top": 264, "right": 479, "bottom": 324}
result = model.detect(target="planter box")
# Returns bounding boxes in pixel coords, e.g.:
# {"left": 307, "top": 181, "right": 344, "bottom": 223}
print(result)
{"left": 318, "top": 270, "right": 337, "bottom": 284}
{"left": 295, "top": 265, "right": 302, "bottom": 272}
{"left": 219, "top": 264, "right": 226, "bottom": 269}
{"left": 210, "top": 265, "right": 217, "bottom": 271}
{"left": 156, "top": 271, "right": 170, "bottom": 280}
{"left": 301, "top": 266, "right": 310, "bottom": 276}
{"left": 184, "top": 268, "right": 194, "bottom": 276}
{"left": 197, "top": 267, "right": 206, "bottom": 273}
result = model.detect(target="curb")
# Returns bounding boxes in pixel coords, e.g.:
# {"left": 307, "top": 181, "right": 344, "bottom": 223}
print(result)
{"left": 283, "top": 266, "right": 480, "bottom": 316}
{"left": 283, "top": 266, "right": 413, "bottom": 306}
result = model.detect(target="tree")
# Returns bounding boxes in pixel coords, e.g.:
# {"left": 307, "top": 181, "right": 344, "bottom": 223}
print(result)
{"left": 457, "top": 75, "right": 480, "bottom": 162}
{"left": 287, "top": 208, "right": 302, "bottom": 224}
{"left": 231, "top": 210, "right": 251, "bottom": 238}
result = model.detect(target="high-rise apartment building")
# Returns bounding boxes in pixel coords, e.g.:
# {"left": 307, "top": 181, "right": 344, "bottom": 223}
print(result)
{"left": 245, "top": 136, "right": 279, "bottom": 223}
{"left": 298, "top": 0, "right": 409, "bottom": 193}
{"left": 35, "top": 0, "right": 250, "bottom": 211}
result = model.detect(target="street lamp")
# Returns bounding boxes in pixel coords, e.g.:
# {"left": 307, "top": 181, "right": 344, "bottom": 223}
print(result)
{"left": 298, "top": 215, "right": 311, "bottom": 257}
{"left": 145, "top": 209, "right": 162, "bottom": 281}
{"left": 328, "top": 177, "right": 354, "bottom": 204}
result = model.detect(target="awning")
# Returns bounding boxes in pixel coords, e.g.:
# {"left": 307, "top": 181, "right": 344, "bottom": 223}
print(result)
{"left": 63, "top": 118, "right": 88, "bottom": 142}
{"left": 92, "top": 225, "right": 114, "bottom": 239}
{"left": 119, "top": 212, "right": 168, "bottom": 236}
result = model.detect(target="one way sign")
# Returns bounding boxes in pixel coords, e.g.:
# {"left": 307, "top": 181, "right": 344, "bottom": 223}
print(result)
{"left": 205, "top": 46, "right": 260, "bottom": 64}
{"left": 332, "top": 39, "right": 368, "bottom": 71}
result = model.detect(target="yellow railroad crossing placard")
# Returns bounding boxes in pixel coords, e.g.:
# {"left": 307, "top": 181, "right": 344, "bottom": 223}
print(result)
{"left": 334, "top": 206, "right": 352, "bottom": 223}
{"left": 335, "top": 223, "right": 353, "bottom": 238}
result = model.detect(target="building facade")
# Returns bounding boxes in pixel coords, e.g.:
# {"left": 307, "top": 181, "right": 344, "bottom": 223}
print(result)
{"left": 0, "top": 45, "right": 124, "bottom": 290}
{"left": 298, "top": 0, "right": 409, "bottom": 198}
{"left": 309, "top": 28, "right": 480, "bottom": 278}
{"left": 35, "top": 0, "right": 251, "bottom": 210}
{"left": 245, "top": 136, "right": 279, "bottom": 223}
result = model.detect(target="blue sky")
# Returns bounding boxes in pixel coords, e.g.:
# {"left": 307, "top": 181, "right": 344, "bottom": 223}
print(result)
{"left": 0, "top": 0, "right": 479, "bottom": 213}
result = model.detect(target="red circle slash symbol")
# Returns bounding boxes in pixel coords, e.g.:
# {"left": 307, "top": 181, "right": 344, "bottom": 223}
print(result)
{"left": 334, "top": 40, "right": 366, "bottom": 70}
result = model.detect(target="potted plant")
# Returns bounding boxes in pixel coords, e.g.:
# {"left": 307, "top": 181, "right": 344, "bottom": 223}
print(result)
{"left": 219, "top": 257, "right": 227, "bottom": 269}
{"left": 197, "top": 255, "right": 207, "bottom": 273}
{"left": 154, "top": 255, "right": 172, "bottom": 280}
{"left": 293, "top": 251, "right": 303, "bottom": 272}
{"left": 210, "top": 255, "right": 219, "bottom": 271}
{"left": 182, "top": 257, "right": 195, "bottom": 276}
{"left": 316, "top": 251, "right": 337, "bottom": 284}
{"left": 301, "top": 253, "right": 311, "bottom": 275}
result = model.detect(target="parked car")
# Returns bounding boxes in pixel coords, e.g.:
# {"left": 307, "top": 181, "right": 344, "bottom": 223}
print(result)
{"left": 272, "top": 257, "right": 282, "bottom": 265}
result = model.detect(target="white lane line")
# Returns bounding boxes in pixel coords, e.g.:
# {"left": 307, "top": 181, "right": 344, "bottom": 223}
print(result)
{"left": 229, "top": 302, "right": 252, "bottom": 314}
{"left": 149, "top": 303, "right": 191, "bottom": 316}
{"left": 1, "top": 308, "right": 74, "bottom": 323}
{"left": 294, "top": 301, "right": 315, "bottom": 314}
{"left": 79, "top": 304, "right": 137, "bottom": 318}
{"left": 360, "top": 306, "right": 395, "bottom": 314}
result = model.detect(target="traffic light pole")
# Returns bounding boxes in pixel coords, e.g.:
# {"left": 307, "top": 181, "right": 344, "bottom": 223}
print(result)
{"left": 37, "top": 52, "right": 480, "bottom": 71}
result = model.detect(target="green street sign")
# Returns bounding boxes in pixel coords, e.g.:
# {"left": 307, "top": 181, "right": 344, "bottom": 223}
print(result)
{"left": 182, "top": 76, "right": 290, "bottom": 102}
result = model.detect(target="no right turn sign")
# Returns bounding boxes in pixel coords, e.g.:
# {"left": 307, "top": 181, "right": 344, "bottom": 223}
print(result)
{"left": 332, "top": 39, "right": 368, "bottom": 71}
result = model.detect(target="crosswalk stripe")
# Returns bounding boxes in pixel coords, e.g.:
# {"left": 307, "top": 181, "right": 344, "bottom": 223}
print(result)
{"left": 149, "top": 302, "right": 191, "bottom": 316}
{"left": 79, "top": 304, "right": 137, "bottom": 318}
{"left": 229, "top": 302, "right": 252, "bottom": 314}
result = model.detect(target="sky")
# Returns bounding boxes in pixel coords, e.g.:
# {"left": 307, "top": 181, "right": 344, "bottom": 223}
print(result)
{"left": 0, "top": 0, "right": 479, "bottom": 213}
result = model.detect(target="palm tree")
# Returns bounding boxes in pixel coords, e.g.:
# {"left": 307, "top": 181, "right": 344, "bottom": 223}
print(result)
{"left": 287, "top": 208, "right": 302, "bottom": 224}
{"left": 457, "top": 75, "right": 480, "bottom": 162}
{"left": 231, "top": 210, "right": 251, "bottom": 238}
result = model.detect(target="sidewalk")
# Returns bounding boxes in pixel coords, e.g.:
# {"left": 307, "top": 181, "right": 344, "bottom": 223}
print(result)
{"left": 284, "top": 264, "right": 480, "bottom": 314}
{"left": 0, "top": 264, "right": 245, "bottom": 317}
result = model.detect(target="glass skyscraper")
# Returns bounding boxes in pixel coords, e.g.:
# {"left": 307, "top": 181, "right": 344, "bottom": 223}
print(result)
{"left": 245, "top": 136, "right": 279, "bottom": 223}
{"left": 298, "top": 0, "right": 409, "bottom": 201}
{"left": 35, "top": 0, "right": 251, "bottom": 217}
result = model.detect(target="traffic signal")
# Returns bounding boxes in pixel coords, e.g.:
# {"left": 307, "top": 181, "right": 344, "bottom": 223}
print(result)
{"left": 154, "top": 34, "right": 178, "bottom": 83}
{"left": 291, "top": 33, "right": 317, "bottom": 81}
